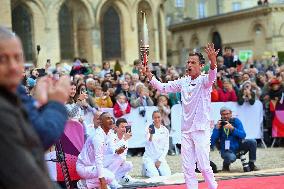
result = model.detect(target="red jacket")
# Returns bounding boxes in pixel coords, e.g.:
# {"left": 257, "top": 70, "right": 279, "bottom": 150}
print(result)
{"left": 217, "top": 88, "right": 237, "bottom": 102}
{"left": 211, "top": 89, "right": 219, "bottom": 102}
{"left": 113, "top": 102, "right": 131, "bottom": 118}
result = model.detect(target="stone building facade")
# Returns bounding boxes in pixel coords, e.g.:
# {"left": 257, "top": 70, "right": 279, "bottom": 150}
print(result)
{"left": 166, "top": 0, "right": 284, "bottom": 66}
{"left": 0, "top": 0, "right": 167, "bottom": 69}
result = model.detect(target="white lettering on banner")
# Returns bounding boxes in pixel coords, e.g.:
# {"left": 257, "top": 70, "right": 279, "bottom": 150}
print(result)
{"left": 100, "top": 107, "right": 158, "bottom": 148}
{"left": 171, "top": 100, "right": 264, "bottom": 145}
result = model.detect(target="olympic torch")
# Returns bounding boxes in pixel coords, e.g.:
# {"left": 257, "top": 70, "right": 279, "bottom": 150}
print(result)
{"left": 140, "top": 11, "right": 149, "bottom": 68}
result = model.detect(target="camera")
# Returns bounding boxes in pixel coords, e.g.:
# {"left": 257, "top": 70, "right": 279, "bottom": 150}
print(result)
{"left": 220, "top": 118, "right": 234, "bottom": 128}
{"left": 139, "top": 106, "right": 146, "bottom": 117}
{"left": 238, "top": 151, "right": 251, "bottom": 172}
{"left": 220, "top": 120, "right": 228, "bottom": 127}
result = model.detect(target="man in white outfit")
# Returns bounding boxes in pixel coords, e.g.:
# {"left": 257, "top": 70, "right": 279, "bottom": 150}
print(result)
{"left": 143, "top": 111, "right": 171, "bottom": 177}
{"left": 143, "top": 43, "right": 219, "bottom": 189}
{"left": 104, "top": 118, "right": 133, "bottom": 184}
{"left": 76, "top": 112, "right": 125, "bottom": 189}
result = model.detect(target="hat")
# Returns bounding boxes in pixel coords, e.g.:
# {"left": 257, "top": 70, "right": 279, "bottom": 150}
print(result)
{"left": 270, "top": 79, "right": 280, "bottom": 86}
{"left": 27, "top": 77, "right": 36, "bottom": 88}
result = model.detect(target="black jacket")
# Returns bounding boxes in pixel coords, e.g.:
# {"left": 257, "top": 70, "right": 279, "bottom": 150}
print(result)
{"left": 0, "top": 87, "right": 56, "bottom": 189}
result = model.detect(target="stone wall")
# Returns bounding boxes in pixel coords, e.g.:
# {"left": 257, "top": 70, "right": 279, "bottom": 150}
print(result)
{"left": 2, "top": 0, "right": 167, "bottom": 70}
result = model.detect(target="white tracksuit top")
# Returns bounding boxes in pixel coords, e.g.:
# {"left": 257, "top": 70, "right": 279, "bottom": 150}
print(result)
{"left": 105, "top": 130, "right": 128, "bottom": 160}
{"left": 150, "top": 69, "right": 217, "bottom": 133}
{"left": 143, "top": 125, "right": 169, "bottom": 162}
{"left": 77, "top": 127, "right": 112, "bottom": 178}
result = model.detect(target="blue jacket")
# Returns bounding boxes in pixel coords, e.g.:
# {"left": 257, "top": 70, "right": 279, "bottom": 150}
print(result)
{"left": 17, "top": 85, "right": 68, "bottom": 150}
{"left": 211, "top": 117, "right": 246, "bottom": 154}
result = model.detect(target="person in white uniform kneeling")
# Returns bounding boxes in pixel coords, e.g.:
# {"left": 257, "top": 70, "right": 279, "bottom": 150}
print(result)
{"left": 76, "top": 112, "right": 124, "bottom": 189}
{"left": 143, "top": 111, "right": 171, "bottom": 177}
{"left": 114, "top": 118, "right": 134, "bottom": 183}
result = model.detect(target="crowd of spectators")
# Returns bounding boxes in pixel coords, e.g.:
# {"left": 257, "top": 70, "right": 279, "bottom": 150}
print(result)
{"left": 23, "top": 46, "right": 284, "bottom": 149}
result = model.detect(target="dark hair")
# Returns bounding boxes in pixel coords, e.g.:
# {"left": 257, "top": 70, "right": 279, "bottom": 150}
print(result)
{"left": 30, "top": 68, "right": 35, "bottom": 75}
{"left": 224, "top": 46, "right": 232, "bottom": 50}
{"left": 102, "top": 61, "right": 109, "bottom": 67}
{"left": 99, "top": 112, "right": 109, "bottom": 121}
{"left": 188, "top": 52, "right": 206, "bottom": 64}
{"left": 116, "top": 118, "right": 127, "bottom": 127}
{"left": 67, "top": 81, "right": 77, "bottom": 104}
{"left": 81, "top": 58, "right": 88, "bottom": 63}
{"left": 70, "top": 81, "right": 76, "bottom": 86}
{"left": 152, "top": 110, "right": 161, "bottom": 118}
{"left": 74, "top": 83, "right": 86, "bottom": 101}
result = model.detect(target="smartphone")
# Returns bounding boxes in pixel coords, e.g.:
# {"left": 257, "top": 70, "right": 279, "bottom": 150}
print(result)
{"left": 149, "top": 124, "right": 155, "bottom": 134}
{"left": 125, "top": 125, "right": 131, "bottom": 133}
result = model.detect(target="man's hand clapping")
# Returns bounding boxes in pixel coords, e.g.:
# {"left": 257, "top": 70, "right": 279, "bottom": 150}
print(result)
{"left": 34, "top": 75, "right": 71, "bottom": 106}
{"left": 48, "top": 75, "right": 71, "bottom": 104}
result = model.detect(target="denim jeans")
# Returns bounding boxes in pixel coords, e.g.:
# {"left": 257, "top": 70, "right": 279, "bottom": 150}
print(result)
{"left": 221, "top": 139, "right": 257, "bottom": 165}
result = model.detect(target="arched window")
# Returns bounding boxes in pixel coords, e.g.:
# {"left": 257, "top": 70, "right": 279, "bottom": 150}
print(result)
{"left": 59, "top": 3, "right": 74, "bottom": 60}
{"left": 12, "top": 4, "right": 34, "bottom": 61}
{"left": 102, "top": 6, "right": 121, "bottom": 60}
{"left": 158, "top": 9, "right": 164, "bottom": 60}
{"left": 212, "top": 32, "right": 222, "bottom": 56}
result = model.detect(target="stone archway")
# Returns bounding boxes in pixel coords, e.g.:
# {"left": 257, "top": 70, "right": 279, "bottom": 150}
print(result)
{"left": 252, "top": 24, "right": 266, "bottom": 58}
{"left": 58, "top": 0, "right": 93, "bottom": 62}
{"left": 12, "top": 3, "right": 34, "bottom": 62}
{"left": 101, "top": 5, "right": 122, "bottom": 61}
{"left": 177, "top": 36, "right": 186, "bottom": 66}
{"left": 190, "top": 33, "right": 200, "bottom": 52}
{"left": 212, "top": 31, "right": 222, "bottom": 56}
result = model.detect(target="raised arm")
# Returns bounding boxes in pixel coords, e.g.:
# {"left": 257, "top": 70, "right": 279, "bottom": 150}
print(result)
{"left": 203, "top": 43, "right": 219, "bottom": 88}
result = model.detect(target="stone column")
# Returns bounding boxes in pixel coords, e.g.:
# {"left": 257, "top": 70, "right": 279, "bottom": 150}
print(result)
{"left": 0, "top": 0, "right": 12, "bottom": 28}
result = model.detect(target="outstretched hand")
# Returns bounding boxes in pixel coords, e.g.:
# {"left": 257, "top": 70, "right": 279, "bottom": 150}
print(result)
{"left": 140, "top": 64, "right": 153, "bottom": 80}
{"left": 204, "top": 43, "right": 219, "bottom": 70}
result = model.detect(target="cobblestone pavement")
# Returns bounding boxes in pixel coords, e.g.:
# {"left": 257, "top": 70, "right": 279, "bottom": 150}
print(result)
{"left": 127, "top": 147, "right": 284, "bottom": 178}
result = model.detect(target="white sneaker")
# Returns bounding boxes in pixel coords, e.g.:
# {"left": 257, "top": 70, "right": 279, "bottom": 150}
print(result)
{"left": 120, "top": 175, "right": 134, "bottom": 184}
{"left": 109, "top": 181, "right": 122, "bottom": 189}
{"left": 77, "top": 179, "right": 88, "bottom": 189}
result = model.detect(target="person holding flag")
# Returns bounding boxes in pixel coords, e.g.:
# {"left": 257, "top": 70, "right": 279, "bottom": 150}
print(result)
{"left": 142, "top": 43, "right": 219, "bottom": 189}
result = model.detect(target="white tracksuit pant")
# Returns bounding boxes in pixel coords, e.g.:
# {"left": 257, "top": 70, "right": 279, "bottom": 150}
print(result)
{"left": 115, "top": 161, "right": 133, "bottom": 180}
{"left": 143, "top": 158, "right": 171, "bottom": 177}
{"left": 181, "top": 130, "right": 217, "bottom": 189}
{"left": 76, "top": 162, "right": 116, "bottom": 188}
{"left": 104, "top": 154, "right": 133, "bottom": 181}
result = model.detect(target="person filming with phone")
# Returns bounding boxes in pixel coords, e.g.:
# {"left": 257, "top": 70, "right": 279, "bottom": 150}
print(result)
{"left": 142, "top": 111, "right": 171, "bottom": 177}
{"left": 210, "top": 107, "right": 259, "bottom": 172}
{"left": 105, "top": 118, "right": 134, "bottom": 184}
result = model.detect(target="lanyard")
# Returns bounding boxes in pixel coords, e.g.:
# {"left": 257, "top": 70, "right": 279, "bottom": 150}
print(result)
{"left": 223, "top": 127, "right": 230, "bottom": 138}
